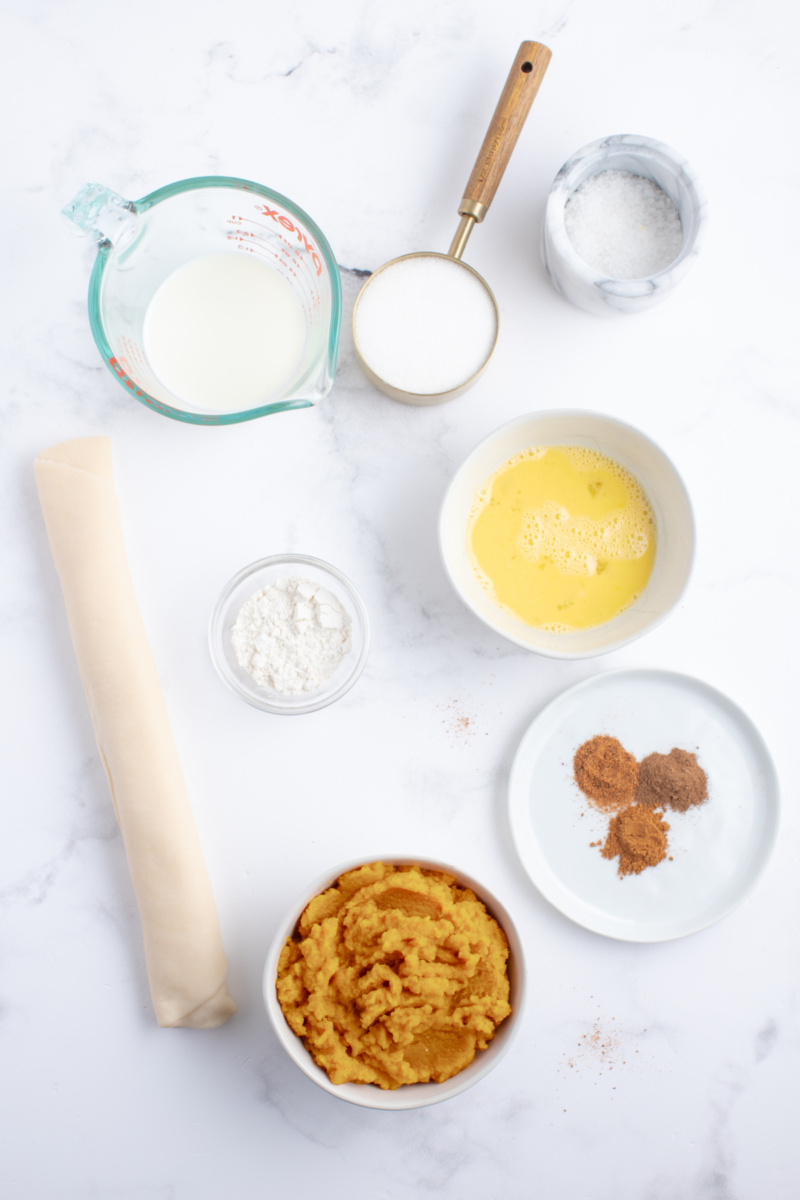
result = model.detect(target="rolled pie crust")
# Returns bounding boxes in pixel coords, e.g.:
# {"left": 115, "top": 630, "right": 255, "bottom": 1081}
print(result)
{"left": 35, "top": 437, "right": 235, "bottom": 1029}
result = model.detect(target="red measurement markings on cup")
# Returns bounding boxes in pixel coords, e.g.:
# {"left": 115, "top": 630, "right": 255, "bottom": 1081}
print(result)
{"left": 228, "top": 209, "right": 324, "bottom": 277}
{"left": 108, "top": 353, "right": 179, "bottom": 417}
{"left": 109, "top": 355, "right": 144, "bottom": 397}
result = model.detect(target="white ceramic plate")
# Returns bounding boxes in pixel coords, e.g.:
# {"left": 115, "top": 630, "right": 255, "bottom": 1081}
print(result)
{"left": 508, "top": 669, "right": 779, "bottom": 941}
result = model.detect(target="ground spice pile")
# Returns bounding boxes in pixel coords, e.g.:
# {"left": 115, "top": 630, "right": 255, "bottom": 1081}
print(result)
{"left": 573, "top": 735, "right": 709, "bottom": 879}
{"left": 635, "top": 748, "right": 707, "bottom": 812}
{"left": 573, "top": 735, "right": 639, "bottom": 810}
{"left": 601, "top": 804, "right": 670, "bottom": 876}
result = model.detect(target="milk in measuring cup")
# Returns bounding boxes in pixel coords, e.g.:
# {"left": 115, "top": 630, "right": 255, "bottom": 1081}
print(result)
{"left": 143, "top": 252, "right": 306, "bottom": 413}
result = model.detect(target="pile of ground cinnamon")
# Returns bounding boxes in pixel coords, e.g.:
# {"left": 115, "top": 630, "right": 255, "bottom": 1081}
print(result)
{"left": 601, "top": 804, "right": 670, "bottom": 876}
{"left": 573, "top": 735, "right": 639, "bottom": 810}
{"left": 635, "top": 748, "right": 707, "bottom": 812}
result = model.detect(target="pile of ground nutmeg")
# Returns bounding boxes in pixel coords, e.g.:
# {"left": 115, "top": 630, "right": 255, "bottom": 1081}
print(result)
{"left": 574, "top": 735, "right": 708, "bottom": 878}
{"left": 635, "top": 747, "right": 708, "bottom": 812}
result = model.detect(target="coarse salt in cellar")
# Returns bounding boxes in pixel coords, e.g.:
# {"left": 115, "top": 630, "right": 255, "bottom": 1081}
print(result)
{"left": 564, "top": 169, "right": 683, "bottom": 279}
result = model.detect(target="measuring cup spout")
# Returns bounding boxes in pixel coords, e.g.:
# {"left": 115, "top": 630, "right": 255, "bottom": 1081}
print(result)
{"left": 61, "top": 182, "right": 137, "bottom": 247}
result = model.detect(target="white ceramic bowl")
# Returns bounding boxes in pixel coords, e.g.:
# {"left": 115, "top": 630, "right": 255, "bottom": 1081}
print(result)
{"left": 263, "top": 856, "right": 525, "bottom": 1110}
{"left": 439, "top": 410, "right": 694, "bottom": 659}
{"left": 209, "top": 554, "right": 369, "bottom": 714}
{"left": 542, "top": 134, "right": 707, "bottom": 316}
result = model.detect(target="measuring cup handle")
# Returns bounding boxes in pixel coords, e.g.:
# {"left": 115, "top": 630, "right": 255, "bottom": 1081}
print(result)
{"left": 458, "top": 41, "right": 551, "bottom": 223}
{"left": 61, "top": 183, "right": 137, "bottom": 246}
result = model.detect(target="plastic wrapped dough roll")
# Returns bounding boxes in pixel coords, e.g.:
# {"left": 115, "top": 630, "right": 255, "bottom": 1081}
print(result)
{"left": 35, "top": 437, "right": 235, "bottom": 1029}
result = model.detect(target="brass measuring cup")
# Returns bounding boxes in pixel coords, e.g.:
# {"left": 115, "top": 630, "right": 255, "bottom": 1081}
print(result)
{"left": 352, "top": 41, "right": 551, "bottom": 406}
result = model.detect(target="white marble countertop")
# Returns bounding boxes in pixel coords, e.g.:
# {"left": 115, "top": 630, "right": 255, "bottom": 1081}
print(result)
{"left": 3, "top": 1, "right": 799, "bottom": 1196}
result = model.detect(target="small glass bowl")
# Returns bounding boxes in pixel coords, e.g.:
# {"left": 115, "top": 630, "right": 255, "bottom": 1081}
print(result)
{"left": 209, "top": 554, "right": 370, "bottom": 714}
{"left": 541, "top": 134, "right": 707, "bottom": 316}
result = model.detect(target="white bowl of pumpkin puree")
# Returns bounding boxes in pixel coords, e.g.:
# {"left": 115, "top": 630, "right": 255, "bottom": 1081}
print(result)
{"left": 263, "top": 859, "right": 525, "bottom": 1109}
{"left": 440, "top": 410, "right": 694, "bottom": 659}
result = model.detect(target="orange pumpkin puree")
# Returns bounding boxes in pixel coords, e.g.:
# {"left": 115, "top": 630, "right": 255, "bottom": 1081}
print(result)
{"left": 276, "top": 862, "right": 512, "bottom": 1089}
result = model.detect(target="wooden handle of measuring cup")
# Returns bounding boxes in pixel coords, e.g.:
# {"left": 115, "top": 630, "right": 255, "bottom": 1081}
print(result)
{"left": 459, "top": 41, "right": 551, "bottom": 223}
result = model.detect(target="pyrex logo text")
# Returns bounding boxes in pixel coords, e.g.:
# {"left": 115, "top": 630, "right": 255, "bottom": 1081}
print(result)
{"left": 257, "top": 205, "right": 323, "bottom": 276}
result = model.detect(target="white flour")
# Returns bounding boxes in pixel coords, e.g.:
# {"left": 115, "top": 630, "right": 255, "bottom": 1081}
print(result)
{"left": 231, "top": 577, "right": 351, "bottom": 694}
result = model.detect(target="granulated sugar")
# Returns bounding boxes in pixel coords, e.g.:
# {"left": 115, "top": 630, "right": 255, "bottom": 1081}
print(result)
{"left": 564, "top": 169, "right": 683, "bottom": 279}
{"left": 354, "top": 256, "right": 497, "bottom": 395}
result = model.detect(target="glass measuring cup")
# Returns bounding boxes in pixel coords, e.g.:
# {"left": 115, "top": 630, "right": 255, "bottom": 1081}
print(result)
{"left": 62, "top": 177, "right": 342, "bottom": 425}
